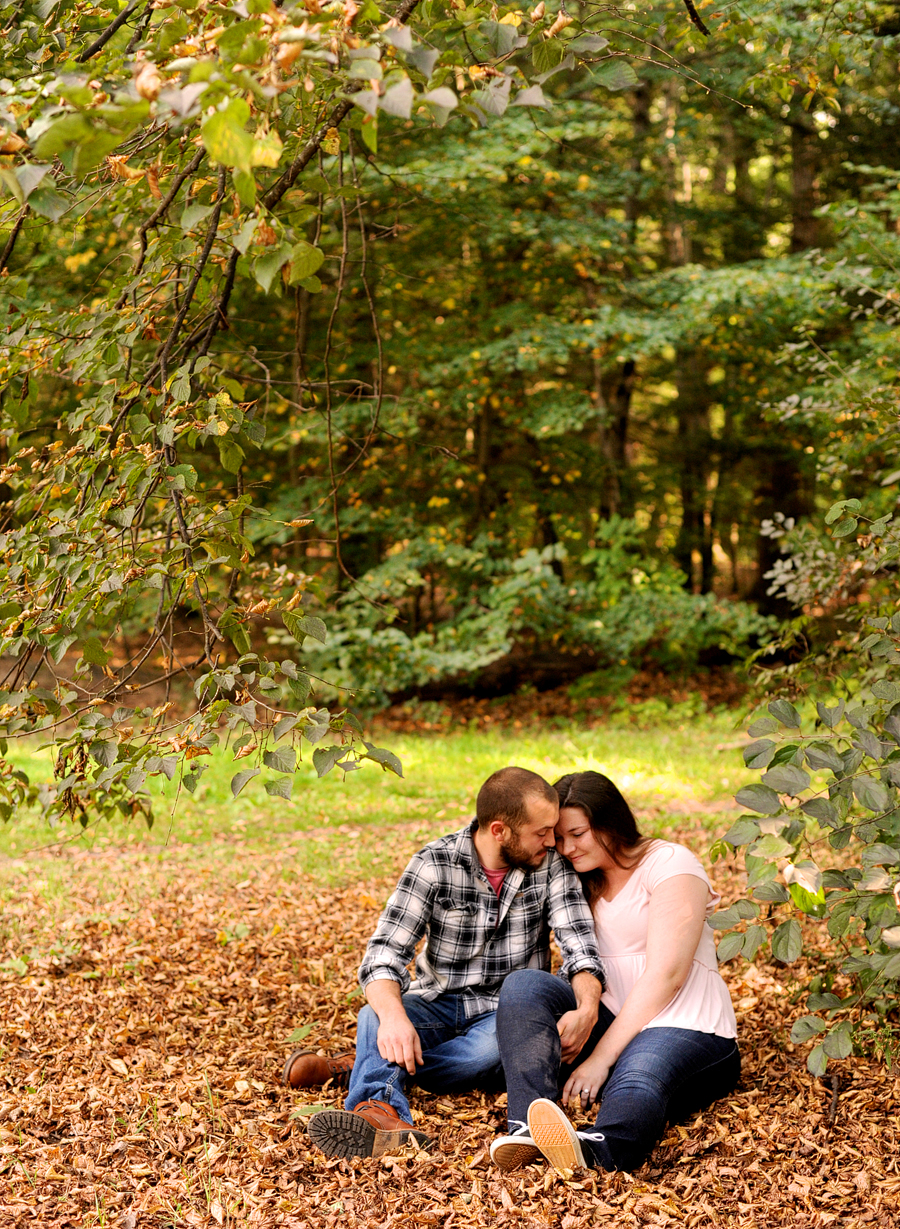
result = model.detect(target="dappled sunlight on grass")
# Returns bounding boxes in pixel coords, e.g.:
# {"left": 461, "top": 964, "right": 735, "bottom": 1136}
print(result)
{"left": 0, "top": 710, "right": 753, "bottom": 930}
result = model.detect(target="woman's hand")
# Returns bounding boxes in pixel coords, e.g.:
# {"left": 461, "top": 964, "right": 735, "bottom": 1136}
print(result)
{"left": 562, "top": 1054, "right": 611, "bottom": 1109}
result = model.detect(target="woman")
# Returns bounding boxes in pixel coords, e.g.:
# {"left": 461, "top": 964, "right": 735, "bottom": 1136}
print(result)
{"left": 491, "top": 770, "right": 739, "bottom": 1175}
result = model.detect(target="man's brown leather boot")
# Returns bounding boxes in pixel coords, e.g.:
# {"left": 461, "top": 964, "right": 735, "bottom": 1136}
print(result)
{"left": 282, "top": 1050, "right": 355, "bottom": 1090}
{"left": 306, "top": 1099, "right": 432, "bottom": 1159}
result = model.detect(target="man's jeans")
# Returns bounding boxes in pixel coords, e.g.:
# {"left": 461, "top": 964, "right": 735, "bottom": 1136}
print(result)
{"left": 497, "top": 969, "right": 740, "bottom": 1172}
{"left": 346, "top": 992, "right": 502, "bottom": 1121}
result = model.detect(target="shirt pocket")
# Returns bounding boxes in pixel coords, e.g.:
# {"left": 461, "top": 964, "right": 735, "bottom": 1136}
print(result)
{"left": 431, "top": 897, "right": 481, "bottom": 955}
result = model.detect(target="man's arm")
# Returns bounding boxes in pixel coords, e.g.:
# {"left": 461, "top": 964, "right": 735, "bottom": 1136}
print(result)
{"left": 357, "top": 852, "right": 438, "bottom": 1074}
{"left": 365, "top": 979, "right": 424, "bottom": 1076}
{"left": 557, "top": 969, "right": 603, "bottom": 1062}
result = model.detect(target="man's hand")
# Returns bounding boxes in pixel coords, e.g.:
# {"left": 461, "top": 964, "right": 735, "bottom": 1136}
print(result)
{"left": 365, "top": 979, "right": 423, "bottom": 1075}
{"left": 557, "top": 1007, "right": 596, "bottom": 1063}
{"left": 377, "top": 1015, "right": 424, "bottom": 1075}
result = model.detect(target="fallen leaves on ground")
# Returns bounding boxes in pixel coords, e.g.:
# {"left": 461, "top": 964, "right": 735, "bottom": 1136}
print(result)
{"left": 0, "top": 836, "right": 898, "bottom": 1228}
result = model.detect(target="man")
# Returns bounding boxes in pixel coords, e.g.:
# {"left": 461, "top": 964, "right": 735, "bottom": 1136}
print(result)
{"left": 292, "top": 766, "right": 604, "bottom": 1161}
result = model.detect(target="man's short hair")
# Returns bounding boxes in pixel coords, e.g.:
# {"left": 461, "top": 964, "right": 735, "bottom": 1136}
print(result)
{"left": 475, "top": 766, "right": 557, "bottom": 831}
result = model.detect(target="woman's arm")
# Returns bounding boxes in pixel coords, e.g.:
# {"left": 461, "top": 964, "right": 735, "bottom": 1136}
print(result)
{"left": 562, "top": 873, "right": 710, "bottom": 1107}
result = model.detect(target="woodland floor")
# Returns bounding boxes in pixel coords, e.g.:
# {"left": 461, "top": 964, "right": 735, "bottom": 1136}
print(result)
{"left": 1, "top": 708, "right": 898, "bottom": 1229}
{"left": 1, "top": 834, "right": 898, "bottom": 1229}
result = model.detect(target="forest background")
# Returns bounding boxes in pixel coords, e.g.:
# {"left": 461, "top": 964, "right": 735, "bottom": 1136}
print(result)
{"left": 2, "top": 0, "right": 900, "bottom": 1059}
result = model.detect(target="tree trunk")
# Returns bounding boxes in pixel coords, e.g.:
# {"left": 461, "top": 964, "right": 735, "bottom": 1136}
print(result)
{"left": 673, "top": 356, "right": 714, "bottom": 592}
{"left": 790, "top": 105, "right": 820, "bottom": 253}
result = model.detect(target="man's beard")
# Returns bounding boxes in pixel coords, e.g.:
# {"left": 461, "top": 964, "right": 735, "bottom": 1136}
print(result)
{"left": 500, "top": 832, "right": 548, "bottom": 871}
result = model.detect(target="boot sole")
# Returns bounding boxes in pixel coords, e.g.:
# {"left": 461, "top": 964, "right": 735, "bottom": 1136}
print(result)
{"left": 306, "top": 1109, "right": 431, "bottom": 1159}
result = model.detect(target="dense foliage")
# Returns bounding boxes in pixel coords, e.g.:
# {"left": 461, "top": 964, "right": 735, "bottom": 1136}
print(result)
{"left": 712, "top": 187, "right": 900, "bottom": 1074}
{"left": 1, "top": 0, "right": 899, "bottom": 836}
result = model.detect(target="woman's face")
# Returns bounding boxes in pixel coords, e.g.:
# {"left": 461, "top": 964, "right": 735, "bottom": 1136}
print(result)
{"left": 555, "top": 806, "right": 613, "bottom": 873}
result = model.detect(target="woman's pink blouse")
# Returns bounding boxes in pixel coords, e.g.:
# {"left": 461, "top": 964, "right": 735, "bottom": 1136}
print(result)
{"left": 592, "top": 841, "right": 738, "bottom": 1039}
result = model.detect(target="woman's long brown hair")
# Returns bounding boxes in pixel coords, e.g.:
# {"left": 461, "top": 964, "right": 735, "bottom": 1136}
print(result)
{"left": 553, "top": 771, "right": 651, "bottom": 906}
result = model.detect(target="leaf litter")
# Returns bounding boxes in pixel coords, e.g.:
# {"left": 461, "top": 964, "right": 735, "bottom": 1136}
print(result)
{"left": 0, "top": 834, "right": 898, "bottom": 1228}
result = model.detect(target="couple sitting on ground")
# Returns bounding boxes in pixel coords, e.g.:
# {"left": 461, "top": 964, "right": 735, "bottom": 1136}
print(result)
{"left": 283, "top": 766, "right": 740, "bottom": 1175}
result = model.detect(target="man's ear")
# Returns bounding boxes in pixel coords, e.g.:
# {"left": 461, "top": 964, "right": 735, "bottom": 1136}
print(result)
{"left": 489, "top": 818, "right": 508, "bottom": 844}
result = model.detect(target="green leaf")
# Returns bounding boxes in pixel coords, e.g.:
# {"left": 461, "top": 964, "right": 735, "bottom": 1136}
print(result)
{"left": 273, "top": 713, "right": 300, "bottom": 741}
{"left": 253, "top": 243, "right": 292, "bottom": 294}
{"left": 364, "top": 745, "right": 404, "bottom": 777}
{"left": 753, "top": 833, "right": 794, "bottom": 858}
{"left": 288, "top": 242, "right": 326, "bottom": 284}
{"left": 81, "top": 635, "right": 111, "bottom": 666}
{"left": 722, "top": 817, "right": 761, "bottom": 844}
{"left": 822, "top": 1023, "right": 853, "bottom": 1060}
{"left": 748, "top": 717, "right": 779, "bottom": 737}
{"left": 804, "top": 743, "right": 844, "bottom": 772}
{"left": 861, "top": 842, "right": 900, "bottom": 865}
{"left": 832, "top": 517, "right": 859, "bottom": 538}
{"left": 312, "top": 745, "right": 346, "bottom": 777}
{"left": 741, "top": 924, "right": 767, "bottom": 960}
{"left": 791, "top": 1014, "right": 828, "bottom": 1043}
{"left": 761, "top": 764, "right": 810, "bottom": 796}
{"left": 743, "top": 738, "right": 776, "bottom": 769}
{"left": 734, "top": 784, "right": 782, "bottom": 815}
{"left": 873, "top": 680, "right": 900, "bottom": 704}
{"left": 28, "top": 186, "right": 68, "bottom": 221}
{"left": 218, "top": 439, "right": 245, "bottom": 474}
{"left": 816, "top": 700, "right": 845, "bottom": 728}
{"left": 532, "top": 39, "right": 565, "bottom": 76}
{"left": 264, "top": 776, "right": 293, "bottom": 800}
{"left": 202, "top": 99, "right": 255, "bottom": 173}
{"left": 853, "top": 776, "right": 890, "bottom": 812}
{"left": 787, "top": 881, "right": 827, "bottom": 918}
{"left": 512, "top": 84, "right": 550, "bottom": 109}
{"left": 230, "top": 767, "right": 260, "bottom": 798}
{"left": 181, "top": 202, "right": 214, "bottom": 231}
{"left": 807, "top": 1043, "right": 828, "bottom": 1077}
{"left": 709, "top": 906, "right": 741, "bottom": 928}
{"left": 263, "top": 746, "right": 296, "bottom": 774}
{"left": 593, "top": 59, "right": 639, "bottom": 91}
{"left": 771, "top": 919, "right": 802, "bottom": 963}
{"left": 286, "top": 1024, "right": 313, "bottom": 1045}
{"left": 768, "top": 698, "right": 801, "bottom": 728}
{"left": 283, "top": 612, "right": 327, "bottom": 644}
{"left": 716, "top": 931, "right": 745, "bottom": 962}
{"left": 90, "top": 740, "right": 118, "bottom": 768}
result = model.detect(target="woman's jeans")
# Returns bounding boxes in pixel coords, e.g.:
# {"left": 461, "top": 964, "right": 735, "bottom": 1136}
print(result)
{"left": 497, "top": 969, "right": 740, "bottom": 1172}
{"left": 346, "top": 993, "right": 502, "bottom": 1122}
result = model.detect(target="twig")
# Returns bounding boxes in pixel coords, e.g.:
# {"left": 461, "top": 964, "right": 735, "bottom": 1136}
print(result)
{"left": 261, "top": 0, "right": 422, "bottom": 212}
{"left": 827, "top": 1073, "right": 840, "bottom": 1125}
{"left": 77, "top": 0, "right": 143, "bottom": 62}
{"left": 0, "top": 204, "right": 28, "bottom": 274}
{"left": 681, "top": 0, "right": 711, "bottom": 37}
{"left": 116, "top": 148, "right": 206, "bottom": 308}
{"left": 124, "top": 0, "right": 155, "bottom": 54}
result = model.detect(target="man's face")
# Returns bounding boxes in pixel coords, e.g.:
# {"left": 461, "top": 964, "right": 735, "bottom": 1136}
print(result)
{"left": 499, "top": 794, "right": 559, "bottom": 870}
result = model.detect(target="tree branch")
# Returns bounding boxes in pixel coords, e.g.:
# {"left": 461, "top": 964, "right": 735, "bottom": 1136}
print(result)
{"left": 0, "top": 204, "right": 28, "bottom": 274}
{"left": 77, "top": 0, "right": 143, "bottom": 62}
{"left": 681, "top": 0, "right": 711, "bottom": 37}
{"left": 262, "top": 0, "right": 422, "bottom": 212}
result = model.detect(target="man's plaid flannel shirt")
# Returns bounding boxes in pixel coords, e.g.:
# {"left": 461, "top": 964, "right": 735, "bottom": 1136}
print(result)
{"left": 359, "top": 820, "right": 604, "bottom": 1015}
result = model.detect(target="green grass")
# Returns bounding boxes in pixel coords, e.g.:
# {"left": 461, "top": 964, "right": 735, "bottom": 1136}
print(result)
{"left": 0, "top": 706, "right": 754, "bottom": 942}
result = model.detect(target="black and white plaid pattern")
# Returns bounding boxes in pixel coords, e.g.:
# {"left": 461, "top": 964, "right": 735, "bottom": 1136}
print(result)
{"left": 359, "top": 821, "right": 604, "bottom": 1015}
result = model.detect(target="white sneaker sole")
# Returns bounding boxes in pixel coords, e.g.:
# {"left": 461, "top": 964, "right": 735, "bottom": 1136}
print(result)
{"left": 490, "top": 1135, "right": 541, "bottom": 1171}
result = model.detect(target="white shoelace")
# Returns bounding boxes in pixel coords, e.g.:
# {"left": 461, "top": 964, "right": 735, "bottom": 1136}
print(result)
{"left": 576, "top": 1130, "right": 606, "bottom": 1144}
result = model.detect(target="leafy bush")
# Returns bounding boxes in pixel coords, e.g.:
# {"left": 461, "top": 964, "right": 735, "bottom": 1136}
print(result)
{"left": 712, "top": 498, "right": 900, "bottom": 1076}
{"left": 277, "top": 519, "right": 775, "bottom": 704}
